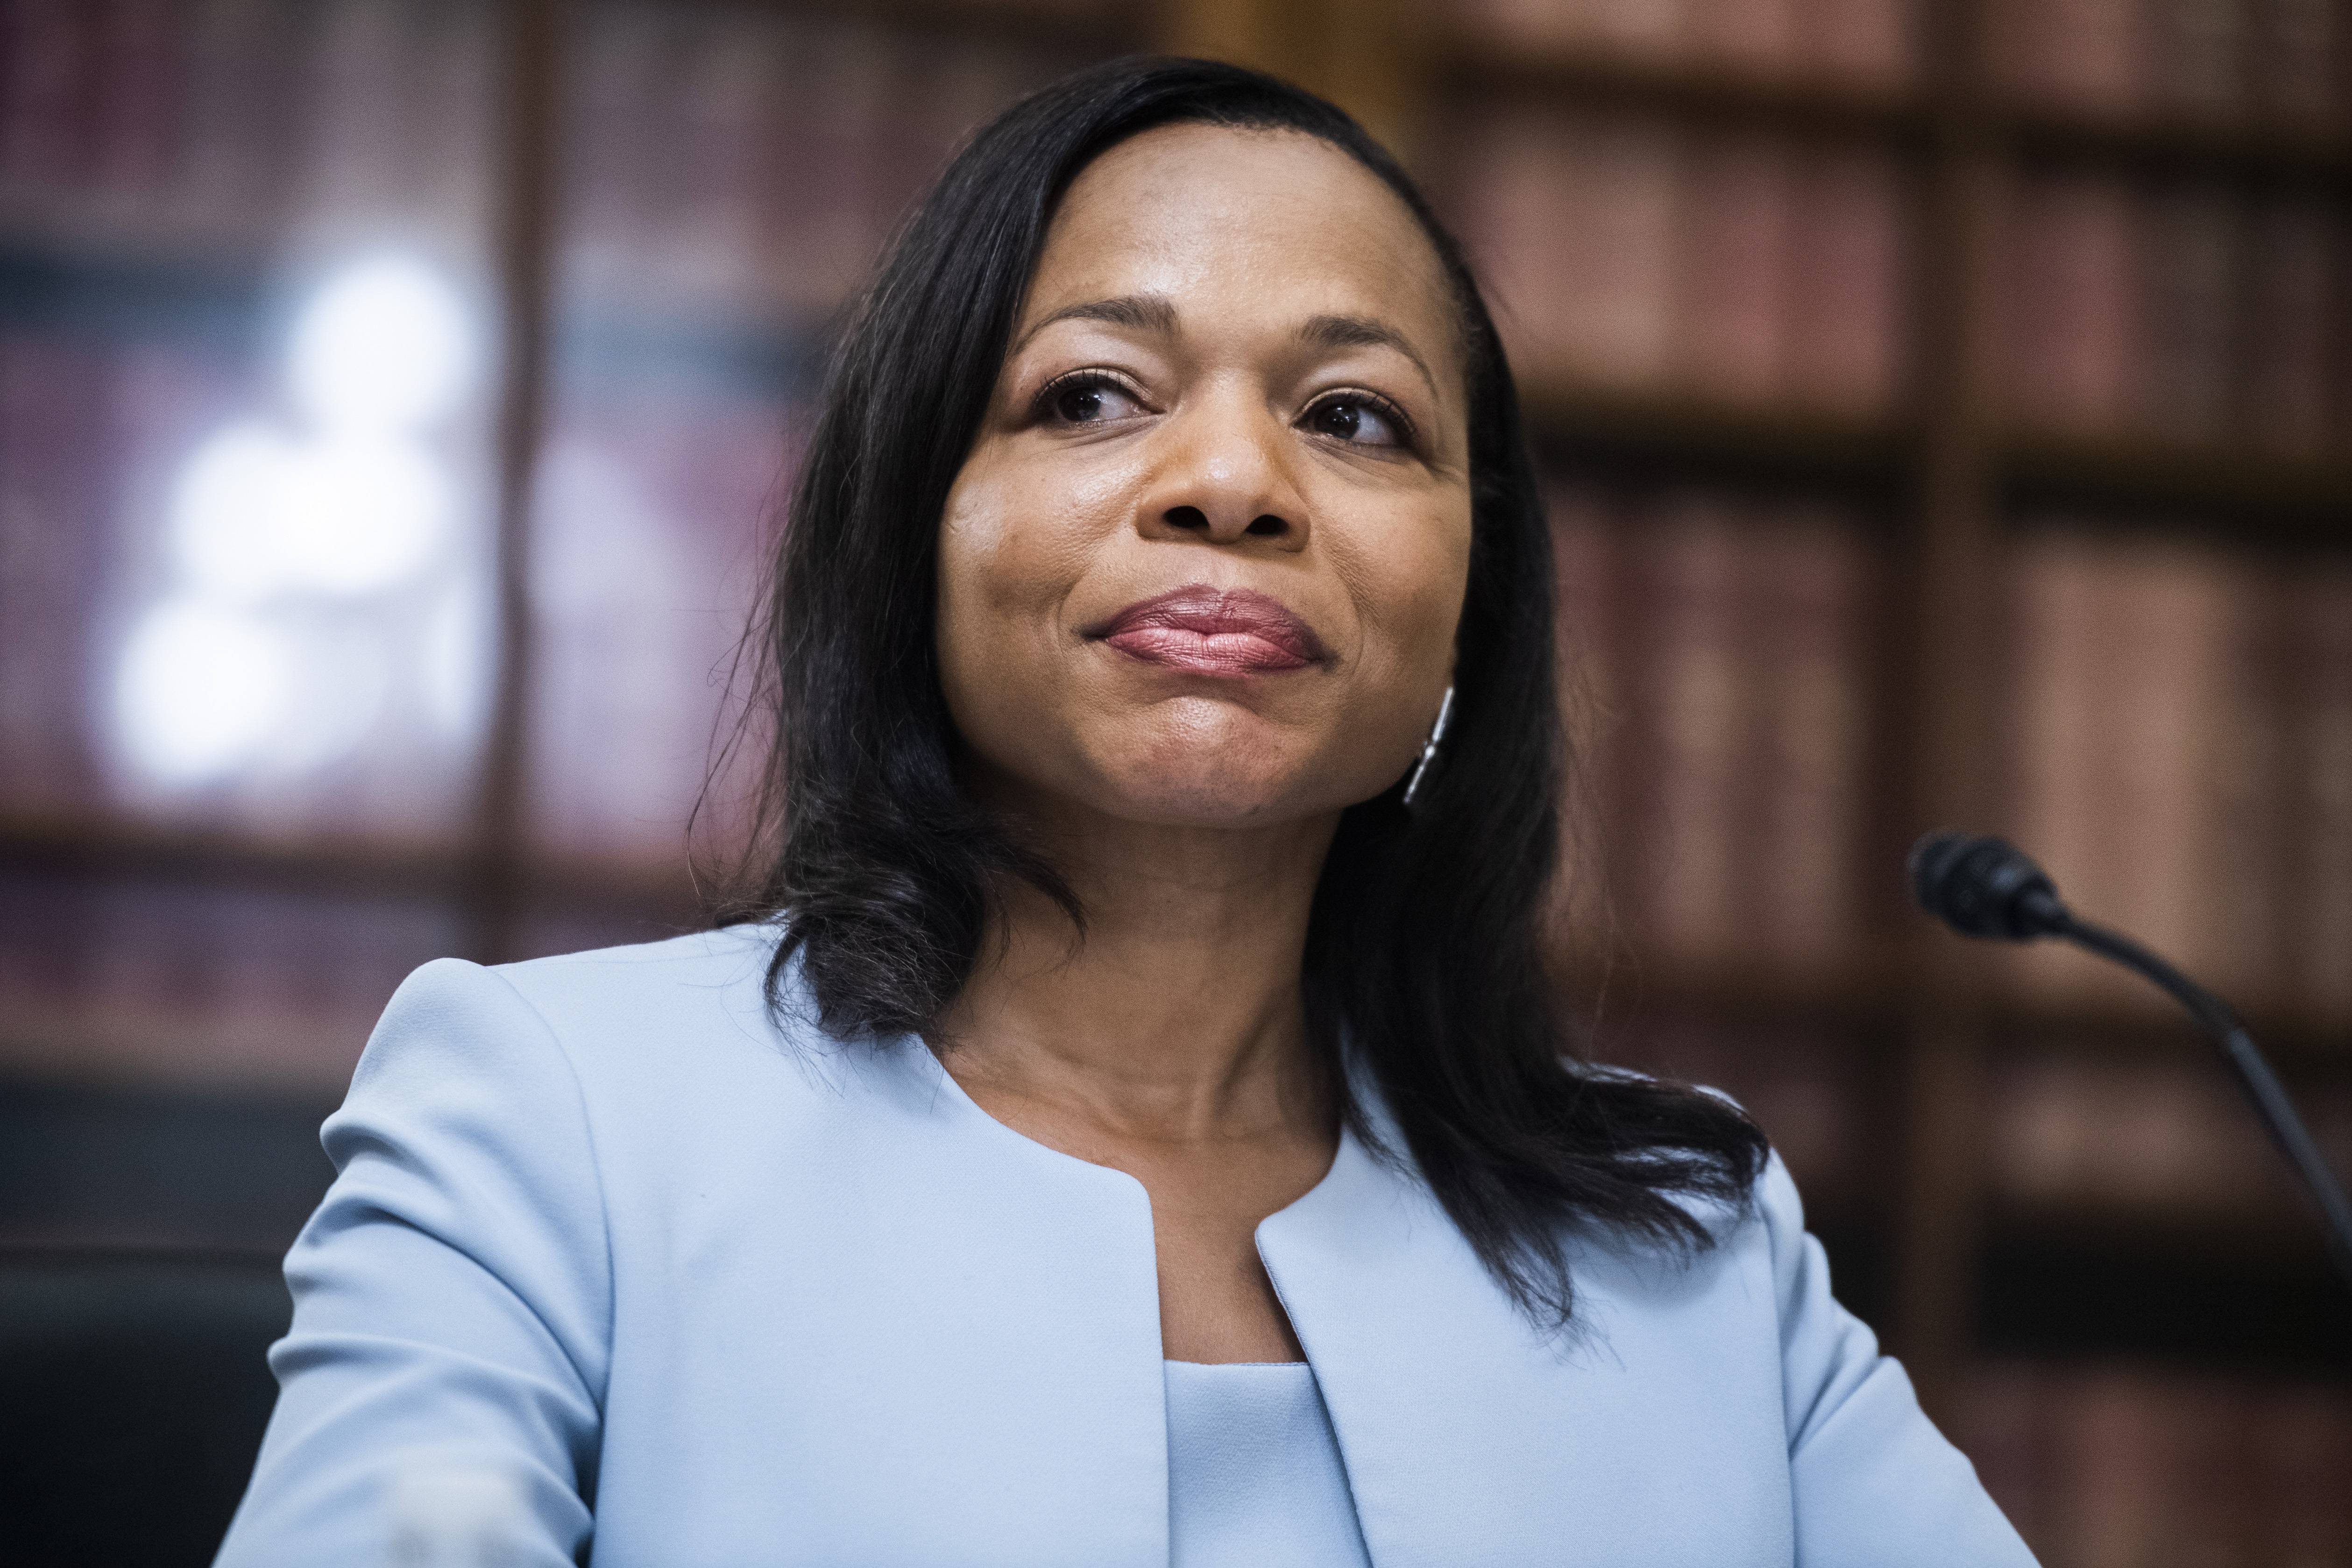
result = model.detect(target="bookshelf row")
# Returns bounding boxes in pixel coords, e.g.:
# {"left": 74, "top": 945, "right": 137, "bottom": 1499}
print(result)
{"left": 1446, "top": 0, "right": 2352, "bottom": 138}
{"left": 10, "top": 0, "right": 2350, "bottom": 450}
{"left": 1441, "top": 96, "right": 2352, "bottom": 451}
{"left": 1959, "top": 1357, "right": 2352, "bottom": 1566}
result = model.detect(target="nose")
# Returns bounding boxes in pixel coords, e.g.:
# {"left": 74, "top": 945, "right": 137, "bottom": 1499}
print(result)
{"left": 1137, "top": 392, "right": 1308, "bottom": 551}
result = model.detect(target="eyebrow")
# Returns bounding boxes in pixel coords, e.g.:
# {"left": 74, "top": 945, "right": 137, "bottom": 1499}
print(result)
{"left": 1010, "top": 293, "right": 1179, "bottom": 356}
{"left": 1297, "top": 313, "right": 1439, "bottom": 398}
{"left": 1009, "top": 295, "right": 1441, "bottom": 400}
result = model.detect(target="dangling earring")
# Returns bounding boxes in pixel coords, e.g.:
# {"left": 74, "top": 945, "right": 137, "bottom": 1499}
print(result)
{"left": 1401, "top": 685, "right": 1455, "bottom": 812}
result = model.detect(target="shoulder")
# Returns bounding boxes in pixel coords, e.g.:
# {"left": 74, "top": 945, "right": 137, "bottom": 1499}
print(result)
{"left": 356, "top": 921, "right": 850, "bottom": 1110}
{"left": 489, "top": 921, "right": 791, "bottom": 1006}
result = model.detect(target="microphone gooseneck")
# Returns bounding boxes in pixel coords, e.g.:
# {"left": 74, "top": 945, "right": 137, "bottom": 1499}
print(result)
{"left": 1909, "top": 830, "right": 2352, "bottom": 1297}
{"left": 1907, "top": 832, "right": 2068, "bottom": 940}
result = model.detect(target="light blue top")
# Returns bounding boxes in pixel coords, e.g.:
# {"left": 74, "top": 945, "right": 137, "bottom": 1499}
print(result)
{"left": 214, "top": 925, "right": 2038, "bottom": 1567}
{"left": 1164, "top": 1360, "right": 1370, "bottom": 1568}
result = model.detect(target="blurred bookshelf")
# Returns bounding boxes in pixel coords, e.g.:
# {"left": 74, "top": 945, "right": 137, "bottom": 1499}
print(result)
{"left": 2, "top": 0, "right": 2350, "bottom": 1560}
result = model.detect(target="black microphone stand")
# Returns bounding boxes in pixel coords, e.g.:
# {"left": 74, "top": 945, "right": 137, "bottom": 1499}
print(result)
{"left": 2047, "top": 910, "right": 2352, "bottom": 1295}
{"left": 1911, "top": 831, "right": 2352, "bottom": 1300}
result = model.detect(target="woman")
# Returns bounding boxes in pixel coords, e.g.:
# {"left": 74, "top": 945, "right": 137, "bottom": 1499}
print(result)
{"left": 217, "top": 58, "right": 2034, "bottom": 1567}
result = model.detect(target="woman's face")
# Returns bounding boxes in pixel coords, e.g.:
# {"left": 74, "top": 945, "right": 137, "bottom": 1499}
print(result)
{"left": 937, "top": 123, "right": 1474, "bottom": 832}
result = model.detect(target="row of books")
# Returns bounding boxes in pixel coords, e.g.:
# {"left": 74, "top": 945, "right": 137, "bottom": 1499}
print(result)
{"left": 0, "top": 0, "right": 1093, "bottom": 336}
{"left": 1544, "top": 481, "right": 2352, "bottom": 1029}
{"left": 1592, "top": 1001, "right": 2352, "bottom": 1235}
{"left": 1446, "top": 105, "right": 1909, "bottom": 413}
{"left": 1550, "top": 479, "right": 1884, "bottom": 978}
{"left": 0, "top": 869, "right": 462, "bottom": 1091}
{"left": 1451, "top": 0, "right": 2349, "bottom": 131}
{"left": 1986, "top": 0, "right": 2349, "bottom": 128}
{"left": 561, "top": 0, "right": 1086, "bottom": 329}
{"left": 2002, "top": 525, "right": 2352, "bottom": 1027}
{"left": 1452, "top": 0, "right": 1918, "bottom": 86}
{"left": 1989, "top": 1047, "right": 2352, "bottom": 1219}
{"left": 0, "top": 859, "right": 717, "bottom": 1093}
{"left": 1958, "top": 1359, "right": 2352, "bottom": 1566}
{"left": 0, "top": 0, "right": 497, "bottom": 264}
{"left": 2004, "top": 173, "right": 2348, "bottom": 455}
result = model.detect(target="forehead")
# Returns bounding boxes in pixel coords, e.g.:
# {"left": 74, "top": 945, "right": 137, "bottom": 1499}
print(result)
{"left": 1023, "top": 123, "right": 1462, "bottom": 369}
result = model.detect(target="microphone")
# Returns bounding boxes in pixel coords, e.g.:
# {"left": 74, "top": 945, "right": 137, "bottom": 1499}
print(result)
{"left": 1909, "top": 831, "right": 2352, "bottom": 1295}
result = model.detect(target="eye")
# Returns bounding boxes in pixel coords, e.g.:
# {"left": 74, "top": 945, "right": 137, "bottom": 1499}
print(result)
{"left": 1302, "top": 392, "right": 1411, "bottom": 450}
{"left": 1038, "top": 370, "right": 1146, "bottom": 427}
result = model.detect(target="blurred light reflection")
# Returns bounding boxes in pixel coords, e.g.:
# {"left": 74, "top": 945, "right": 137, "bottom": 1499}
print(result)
{"left": 115, "top": 253, "right": 484, "bottom": 798}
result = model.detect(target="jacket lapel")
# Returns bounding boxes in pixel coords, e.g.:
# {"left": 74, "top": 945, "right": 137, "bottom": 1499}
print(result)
{"left": 1258, "top": 1105, "right": 1795, "bottom": 1568}
{"left": 804, "top": 1034, "right": 1173, "bottom": 1568}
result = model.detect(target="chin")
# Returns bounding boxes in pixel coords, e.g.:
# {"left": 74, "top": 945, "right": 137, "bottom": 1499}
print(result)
{"left": 1082, "top": 713, "right": 1356, "bottom": 827}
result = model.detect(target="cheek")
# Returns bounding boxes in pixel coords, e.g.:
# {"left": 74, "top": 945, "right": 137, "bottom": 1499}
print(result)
{"left": 933, "top": 452, "right": 1115, "bottom": 751}
{"left": 1339, "top": 498, "right": 1474, "bottom": 692}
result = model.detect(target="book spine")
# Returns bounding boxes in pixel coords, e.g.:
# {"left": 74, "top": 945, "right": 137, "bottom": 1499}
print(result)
{"left": 1621, "top": 490, "right": 1748, "bottom": 966}
{"left": 172, "top": 0, "right": 298, "bottom": 248}
{"left": 560, "top": 3, "right": 670, "bottom": 315}
{"left": 2145, "top": 0, "right": 2251, "bottom": 120}
{"left": 1677, "top": 130, "right": 1793, "bottom": 403}
{"left": 2005, "top": 528, "right": 2120, "bottom": 1004}
{"left": 0, "top": 337, "right": 116, "bottom": 818}
{"left": 1991, "top": 0, "right": 2146, "bottom": 116}
{"left": 2236, "top": 194, "right": 2339, "bottom": 459}
{"left": 1785, "top": 144, "right": 1906, "bottom": 413}
{"left": 90, "top": 0, "right": 183, "bottom": 214}
{"left": 2003, "top": 175, "right": 2139, "bottom": 432}
{"left": 1745, "top": 505, "right": 1869, "bottom": 975}
{"left": 1793, "top": 0, "right": 1917, "bottom": 86}
{"left": 2287, "top": 568, "right": 2352, "bottom": 1027}
{"left": 2246, "top": 0, "right": 2345, "bottom": 128}
{"left": 1547, "top": 478, "right": 1622, "bottom": 956}
{"left": 1550, "top": 110, "right": 1684, "bottom": 389}
{"left": 2137, "top": 182, "right": 2246, "bottom": 443}
{"left": 1686, "top": 0, "right": 1798, "bottom": 76}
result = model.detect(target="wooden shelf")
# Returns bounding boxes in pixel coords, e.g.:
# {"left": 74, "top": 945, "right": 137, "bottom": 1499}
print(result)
{"left": 1984, "top": 991, "right": 2352, "bottom": 1073}
{"left": 1520, "top": 380, "right": 1914, "bottom": 487}
{"left": 1555, "top": 946, "right": 2352, "bottom": 1072}
{"left": 2005, "top": 102, "right": 2352, "bottom": 184}
{"left": 1427, "top": 32, "right": 2352, "bottom": 183}
{"left": 2004, "top": 431, "right": 2352, "bottom": 539}
{"left": 0, "top": 812, "right": 704, "bottom": 915}
{"left": 675, "top": 0, "right": 1142, "bottom": 52}
{"left": 1425, "top": 36, "right": 1926, "bottom": 142}
{"left": 1513, "top": 379, "right": 2352, "bottom": 537}
{"left": 1977, "top": 1205, "right": 2352, "bottom": 1377}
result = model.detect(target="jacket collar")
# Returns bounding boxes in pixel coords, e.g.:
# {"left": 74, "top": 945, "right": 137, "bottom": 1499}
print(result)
{"left": 841, "top": 1013, "right": 1774, "bottom": 1567}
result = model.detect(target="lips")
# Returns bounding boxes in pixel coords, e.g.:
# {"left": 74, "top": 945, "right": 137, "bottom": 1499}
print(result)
{"left": 1089, "top": 585, "right": 1328, "bottom": 676}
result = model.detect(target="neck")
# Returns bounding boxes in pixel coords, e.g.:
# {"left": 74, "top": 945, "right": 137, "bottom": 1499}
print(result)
{"left": 935, "top": 799, "right": 1341, "bottom": 1147}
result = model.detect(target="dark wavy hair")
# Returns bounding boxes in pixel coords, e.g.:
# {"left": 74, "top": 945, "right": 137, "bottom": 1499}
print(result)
{"left": 713, "top": 56, "right": 1766, "bottom": 1327}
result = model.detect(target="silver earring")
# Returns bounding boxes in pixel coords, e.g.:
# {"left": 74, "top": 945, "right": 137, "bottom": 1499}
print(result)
{"left": 1401, "top": 686, "right": 1455, "bottom": 811}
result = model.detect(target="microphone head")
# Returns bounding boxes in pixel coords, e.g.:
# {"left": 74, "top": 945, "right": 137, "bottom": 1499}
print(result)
{"left": 1908, "top": 831, "right": 2069, "bottom": 941}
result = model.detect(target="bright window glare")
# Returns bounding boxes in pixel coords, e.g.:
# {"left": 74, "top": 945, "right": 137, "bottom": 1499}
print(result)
{"left": 422, "top": 579, "right": 493, "bottom": 740}
{"left": 121, "top": 251, "right": 483, "bottom": 794}
{"left": 114, "top": 600, "right": 293, "bottom": 784}
{"left": 274, "top": 437, "right": 453, "bottom": 595}
{"left": 267, "top": 621, "right": 392, "bottom": 773}
{"left": 286, "top": 256, "right": 476, "bottom": 433}
{"left": 170, "top": 422, "right": 303, "bottom": 602}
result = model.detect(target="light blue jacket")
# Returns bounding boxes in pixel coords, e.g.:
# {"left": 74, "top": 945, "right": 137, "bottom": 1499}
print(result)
{"left": 215, "top": 925, "right": 2036, "bottom": 1566}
